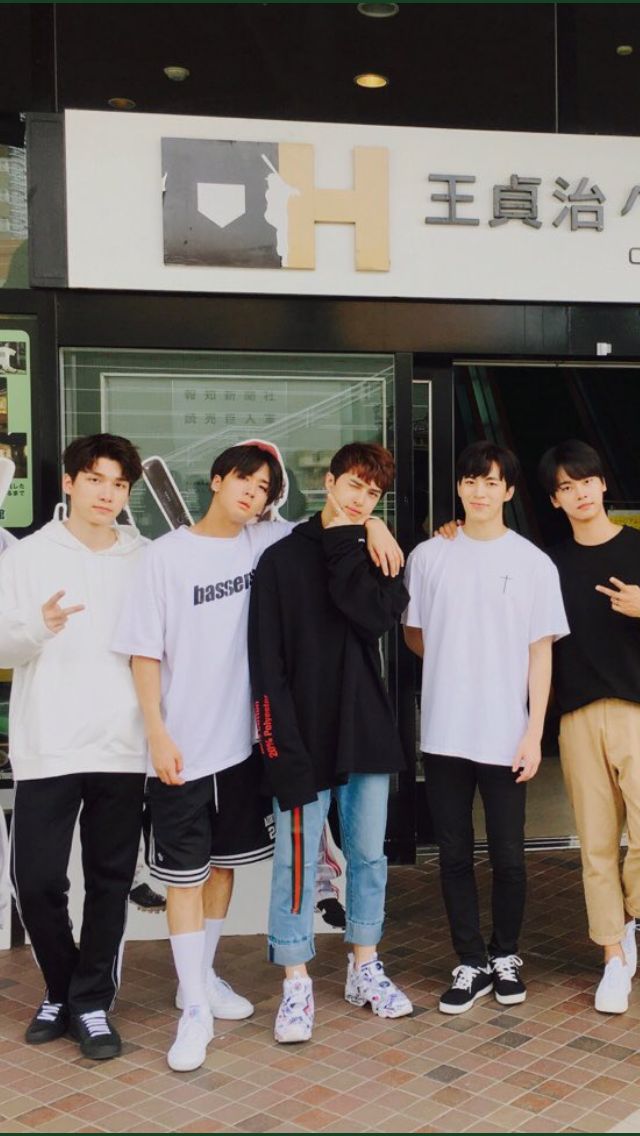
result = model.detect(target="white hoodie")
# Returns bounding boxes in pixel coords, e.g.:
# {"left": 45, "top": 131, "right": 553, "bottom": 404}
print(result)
{"left": 0, "top": 520, "right": 147, "bottom": 780}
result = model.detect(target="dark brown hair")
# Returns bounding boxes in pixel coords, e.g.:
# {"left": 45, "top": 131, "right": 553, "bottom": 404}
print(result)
{"left": 329, "top": 442, "right": 395, "bottom": 497}
{"left": 63, "top": 433, "right": 143, "bottom": 486}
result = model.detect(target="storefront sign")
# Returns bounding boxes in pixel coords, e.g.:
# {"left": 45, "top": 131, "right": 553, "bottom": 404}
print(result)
{"left": 64, "top": 110, "right": 640, "bottom": 302}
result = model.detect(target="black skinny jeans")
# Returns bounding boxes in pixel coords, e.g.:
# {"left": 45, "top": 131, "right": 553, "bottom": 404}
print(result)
{"left": 424, "top": 753, "right": 527, "bottom": 966}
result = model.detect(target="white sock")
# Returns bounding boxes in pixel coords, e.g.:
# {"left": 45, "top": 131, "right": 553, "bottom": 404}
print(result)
{"left": 287, "top": 969, "right": 309, "bottom": 983}
{"left": 171, "top": 931, "right": 207, "bottom": 1012}
{"left": 204, "top": 918, "right": 224, "bottom": 979}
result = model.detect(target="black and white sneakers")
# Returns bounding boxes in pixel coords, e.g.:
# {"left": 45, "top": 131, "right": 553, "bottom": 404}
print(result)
{"left": 25, "top": 998, "right": 122, "bottom": 1060}
{"left": 70, "top": 1010, "right": 122, "bottom": 1060}
{"left": 439, "top": 964, "right": 493, "bottom": 1014}
{"left": 439, "top": 955, "right": 527, "bottom": 1014}
{"left": 490, "top": 954, "right": 527, "bottom": 1005}
{"left": 25, "top": 1000, "right": 69, "bottom": 1044}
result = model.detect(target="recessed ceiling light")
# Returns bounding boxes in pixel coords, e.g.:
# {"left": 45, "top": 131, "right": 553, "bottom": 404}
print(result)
{"left": 108, "top": 97, "right": 136, "bottom": 110}
{"left": 354, "top": 72, "right": 389, "bottom": 89}
{"left": 163, "top": 65, "right": 190, "bottom": 82}
{"left": 616, "top": 44, "right": 633, "bottom": 56}
{"left": 357, "top": 3, "right": 399, "bottom": 17}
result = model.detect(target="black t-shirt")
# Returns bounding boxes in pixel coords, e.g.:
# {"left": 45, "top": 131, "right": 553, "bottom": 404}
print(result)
{"left": 549, "top": 525, "right": 640, "bottom": 714}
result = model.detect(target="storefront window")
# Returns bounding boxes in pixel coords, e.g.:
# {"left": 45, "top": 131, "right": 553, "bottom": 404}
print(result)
{"left": 0, "top": 144, "right": 28, "bottom": 290}
{"left": 61, "top": 349, "right": 395, "bottom": 538}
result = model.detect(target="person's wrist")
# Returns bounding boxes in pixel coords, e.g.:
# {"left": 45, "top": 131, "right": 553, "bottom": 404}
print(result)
{"left": 147, "top": 722, "right": 167, "bottom": 742}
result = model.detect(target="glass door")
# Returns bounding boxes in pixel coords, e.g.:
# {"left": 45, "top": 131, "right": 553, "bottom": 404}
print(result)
{"left": 61, "top": 348, "right": 395, "bottom": 537}
{"left": 61, "top": 347, "right": 413, "bottom": 864}
{"left": 451, "top": 360, "right": 640, "bottom": 846}
{"left": 400, "top": 364, "right": 456, "bottom": 849}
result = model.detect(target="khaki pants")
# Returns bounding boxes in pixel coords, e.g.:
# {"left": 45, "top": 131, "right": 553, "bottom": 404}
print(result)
{"left": 559, "top": 699, "right": 640, "bottom": 946}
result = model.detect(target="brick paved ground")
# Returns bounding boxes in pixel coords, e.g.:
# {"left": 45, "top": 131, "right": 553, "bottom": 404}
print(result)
{"left": 1, "top": 852, "right": 639, "bottom": 1133}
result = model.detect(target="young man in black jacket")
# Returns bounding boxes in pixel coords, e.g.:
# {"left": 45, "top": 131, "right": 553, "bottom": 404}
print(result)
{"left": 249, "top": 442, "right": 413, "bottom": 1043}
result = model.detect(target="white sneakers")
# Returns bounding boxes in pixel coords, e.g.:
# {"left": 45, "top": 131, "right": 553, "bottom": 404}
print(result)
{"left": 167, "top": 1006, "right": 214, "bottom": 1072}
{"left": 595, "top": 957, "right": 630, "bottom": 1014}
{"left": 595, "top": 920, "right": 637, "bottom": 1015}
{"left": 344, "top": 953, "right": 413, "bottom": 1018}
{"left": 274, "top": 976, "right": 315, "bottom": 1043}
{"left": 274, "top": 957, "right": 412, "bottom": 1042}
{"left": 175, "top": 971, "right": 254, "bottom": 1020}
{"left": 169, "top": 972, "right": 250, "bottom": 1070}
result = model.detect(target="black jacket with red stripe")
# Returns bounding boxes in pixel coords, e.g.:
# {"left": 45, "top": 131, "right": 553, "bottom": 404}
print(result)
{"left": 248, "top": 512, "right": 408, "bottom": 811}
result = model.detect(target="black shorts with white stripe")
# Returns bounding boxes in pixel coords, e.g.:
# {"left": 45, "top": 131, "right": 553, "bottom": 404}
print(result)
{"left": 147, "top": 747, "right": 275, "bottom": 888}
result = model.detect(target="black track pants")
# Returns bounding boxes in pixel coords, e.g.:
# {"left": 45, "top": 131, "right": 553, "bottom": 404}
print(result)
{"left": 10, "top": 772, "right": 145, "bottom": 1014}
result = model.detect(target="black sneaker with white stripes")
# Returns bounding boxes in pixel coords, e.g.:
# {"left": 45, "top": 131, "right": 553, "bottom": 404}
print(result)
{"left": 70, "top": 1010, "right": 122, "bottom": 1060}
{"left": 490, "top": 954, "right": 527, "bottom": 1005}
{"left": 25, "top": 999, "right": 69, "bottom": 1044}
{"left": 438, "top": 963, "right": 493, "bottom": 1015}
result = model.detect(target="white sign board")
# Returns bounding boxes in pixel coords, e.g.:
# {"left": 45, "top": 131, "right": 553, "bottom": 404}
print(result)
{"left": 64, "top": 110, "right": 640, "bottom": 303}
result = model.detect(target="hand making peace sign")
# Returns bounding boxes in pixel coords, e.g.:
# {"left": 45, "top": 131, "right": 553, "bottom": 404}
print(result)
{"left": 41, "top": 590, "right": 85, "bottom": 634}
{"left": 595, "top": 577, "right": 640, "bottom": 618}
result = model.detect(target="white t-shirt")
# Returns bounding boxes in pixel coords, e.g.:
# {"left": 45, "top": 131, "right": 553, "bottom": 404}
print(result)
{"left": 403, "top": 529, "right": 569, "bottom": 766}
{"left": 112, "top": 521, "right": 290, "bottom": 780}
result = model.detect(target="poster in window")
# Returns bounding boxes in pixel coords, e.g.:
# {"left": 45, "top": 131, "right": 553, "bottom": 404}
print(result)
{"left": 0, "top": 329, "right": 32, "bottom": 528}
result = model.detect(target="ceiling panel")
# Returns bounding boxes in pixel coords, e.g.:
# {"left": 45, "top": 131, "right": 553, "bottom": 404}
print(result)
{"left": 0, "top": 4, "right": 638, "bottom": 141}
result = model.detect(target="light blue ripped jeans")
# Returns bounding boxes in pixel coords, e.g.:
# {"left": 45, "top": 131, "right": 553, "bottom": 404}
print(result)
{"left": 268, "top": 774, "right": 390, "bottom": 966}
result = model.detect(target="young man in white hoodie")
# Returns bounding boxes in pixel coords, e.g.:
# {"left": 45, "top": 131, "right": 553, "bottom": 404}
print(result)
{"left": 0, "top": 433, "right": 147, "bottom": 1061}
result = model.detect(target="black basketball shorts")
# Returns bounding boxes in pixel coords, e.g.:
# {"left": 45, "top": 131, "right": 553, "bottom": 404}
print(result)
{"left": 147, "top": 747, "right": 275, "bottom": 887}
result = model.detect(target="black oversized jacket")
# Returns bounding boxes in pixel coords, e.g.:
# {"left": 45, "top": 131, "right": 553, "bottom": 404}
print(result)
{"left": 248, "top": 513, "right": 408, "bottom": 811}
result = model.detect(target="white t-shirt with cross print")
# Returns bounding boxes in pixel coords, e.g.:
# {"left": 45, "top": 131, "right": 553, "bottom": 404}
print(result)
{"left": 403, "top": 528, "right": 569, "bottom": 766}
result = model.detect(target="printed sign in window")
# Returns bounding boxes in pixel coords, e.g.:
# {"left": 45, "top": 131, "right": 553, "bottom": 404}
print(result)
{"left": 0, "top": 329, "right": 32, "bottom": 527}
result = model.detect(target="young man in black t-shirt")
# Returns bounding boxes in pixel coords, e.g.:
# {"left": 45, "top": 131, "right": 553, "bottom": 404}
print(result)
{"left": 538, "top": 440, "right": 640, "bottom": 1015}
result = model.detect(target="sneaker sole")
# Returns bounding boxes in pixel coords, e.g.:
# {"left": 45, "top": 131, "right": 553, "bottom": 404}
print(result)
{"left": 210, "top": 1006, "right": 254, "bottom": 1021}
{"left": 595, "top": 997, "right": 629, "bottom": 1014}
{"left": 274, "top": 1029, "right": 312, "bottom": 1044}
{"left": 167, "top": 1051, "right": 208, "bottom": 1072}
{"left": 344, "top": 994, "right": 413, "bottom": 1019}
{"left": 79, "top": 1044, "right": 122, "bottom": 1061}
{"left": 494, "top": 990, "right": 527, "bottom": 1005}
{"left": 25, "top": 1025, "right": 69, "bottom": 1045}
{"left": 438, "top": 982, "right": 493, "bottom": 1015}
